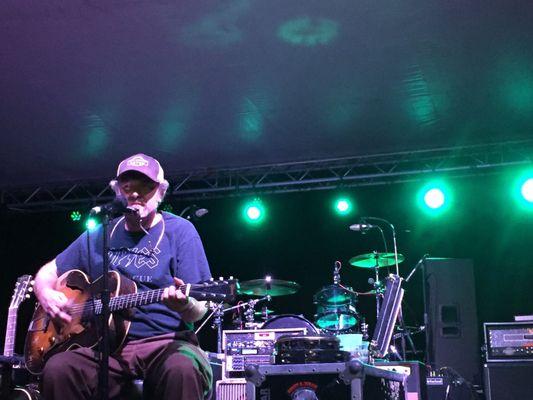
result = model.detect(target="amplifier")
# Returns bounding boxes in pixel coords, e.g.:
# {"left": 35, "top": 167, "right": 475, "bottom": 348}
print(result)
{"left": 484, "top": 362, "right": 533, "bottom": 400}
{"left": 426, "top": 375, "right": 471, "bottom": 400}
{"left": 222, "top": 328, "right": 307, "bottom": 379}
{"left": 483, "top": 322, "right": 533, "bottom": 362}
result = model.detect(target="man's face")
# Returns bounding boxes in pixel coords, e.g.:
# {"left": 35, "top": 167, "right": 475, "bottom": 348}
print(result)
{"left": 117, "top": 171, "right": 160, "bottom": 218}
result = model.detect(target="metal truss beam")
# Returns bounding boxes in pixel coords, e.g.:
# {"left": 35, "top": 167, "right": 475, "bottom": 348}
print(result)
{"left": 2, "top": 140, "right": 532, "bottom": 213}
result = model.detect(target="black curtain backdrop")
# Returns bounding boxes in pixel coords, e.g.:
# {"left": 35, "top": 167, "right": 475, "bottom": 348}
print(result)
{"left": 1, "top": 171, "right": 532, "bottom": 356}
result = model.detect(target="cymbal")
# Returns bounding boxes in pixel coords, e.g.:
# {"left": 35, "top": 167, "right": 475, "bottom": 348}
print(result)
{"left": 238, "top": 279, "right": 301, "bottom": 296}
{"left": 349, "top": 252, "right": 405, "bottom": 268}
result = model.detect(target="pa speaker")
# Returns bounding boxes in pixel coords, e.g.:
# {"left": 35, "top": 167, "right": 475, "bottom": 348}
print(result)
{"left": 423, "top": 258, "right": 480, "bottom": 384}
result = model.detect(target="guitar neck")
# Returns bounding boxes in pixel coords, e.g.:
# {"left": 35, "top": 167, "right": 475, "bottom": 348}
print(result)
{"left": 92, "top": 284, "right": 229, "bottom": 314}
{"left": 3, "top": 308, "right": 18, "bottom": 357}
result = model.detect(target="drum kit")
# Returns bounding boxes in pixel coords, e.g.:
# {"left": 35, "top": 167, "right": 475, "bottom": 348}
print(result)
{"left": 199, "top": 250, "right": 409, "bottom": 357}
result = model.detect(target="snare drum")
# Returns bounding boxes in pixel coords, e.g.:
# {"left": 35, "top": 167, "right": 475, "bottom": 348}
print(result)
{"left": 313, "top": 285, "right": 359, "bottom": 332}
{"left": 261, "top": 314, "right": 318, "bottom": 334}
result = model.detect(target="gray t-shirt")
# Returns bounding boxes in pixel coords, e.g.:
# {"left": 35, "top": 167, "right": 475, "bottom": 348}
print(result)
{"left": 56, "top": 211, "right": 212, "bottom": 339}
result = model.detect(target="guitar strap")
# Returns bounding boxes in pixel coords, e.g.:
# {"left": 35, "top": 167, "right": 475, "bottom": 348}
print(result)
{"left": 109, "top": 215, "right": 166, "bottom": 252}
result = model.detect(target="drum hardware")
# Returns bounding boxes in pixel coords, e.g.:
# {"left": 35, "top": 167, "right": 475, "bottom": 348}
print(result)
{"left": 195, "top": 295, "right": 272, "bottom": 352}
{"left": 254, "top": 307, "right": 275, "bottom": 321}
{"left": 243, "top": 299, "right": 271, "bottom": 329}
{"left": 314, "top": 261, "right": 359, "bottom": 334}
{"left": 360, "top": 319, "right": 369, "bottom": 341}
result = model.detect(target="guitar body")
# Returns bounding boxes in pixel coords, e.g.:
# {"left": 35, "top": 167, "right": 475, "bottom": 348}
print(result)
{"left": 24, "top": 270, "right": 136, "bottom": 375}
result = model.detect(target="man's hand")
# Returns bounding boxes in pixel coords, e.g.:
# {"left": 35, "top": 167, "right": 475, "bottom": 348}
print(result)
{"left": 162, "top": 277, "right": 190, "bottom": 313}
{"left": 39, "top": 287, "right": 72, "bottom": 324}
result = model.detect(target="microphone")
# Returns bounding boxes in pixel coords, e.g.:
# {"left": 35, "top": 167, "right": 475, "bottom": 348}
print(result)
{"left": 90, "top": 198, "right": 138, "bottom": 216}
{"left": 183, "top": 206, "right": 209, "bottom": 220}
{"left": 192, "top": 208, "right": 209, "bottom": 218}
{"left": 349, "top": 223, "right": 376, "bottom": 231}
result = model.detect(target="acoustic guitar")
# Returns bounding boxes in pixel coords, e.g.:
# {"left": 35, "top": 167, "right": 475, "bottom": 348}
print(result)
{"left": 1, "top": 275, "right": 40, "bottom": 400}
{"left": 24, "top": 269, "right": 237, "bottom": 375}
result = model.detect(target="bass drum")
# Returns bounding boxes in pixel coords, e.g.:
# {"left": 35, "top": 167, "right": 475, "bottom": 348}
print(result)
{"left": 261, "top": 314, "right": 318, "bottom": 334}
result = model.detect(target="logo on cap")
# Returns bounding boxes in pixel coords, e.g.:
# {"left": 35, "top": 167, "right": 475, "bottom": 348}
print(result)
{"left": 127, "top": 156, "right": 149, "bottom": 167}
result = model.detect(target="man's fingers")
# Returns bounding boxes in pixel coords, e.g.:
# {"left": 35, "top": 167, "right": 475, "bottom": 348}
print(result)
{"left": 56, "top": 292, "right": 68, "bottom": 305}
{"left": 49, "top": 304, "right": 60, "bottom": 316}
{"left": 58, "top": 311, "right": 72, "bottom": 323}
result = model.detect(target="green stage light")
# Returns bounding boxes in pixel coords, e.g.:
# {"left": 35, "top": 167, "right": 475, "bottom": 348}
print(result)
{"left": 242, "top": 199, "right": 266, "bottom": 225}
{"left": 333, "top": 197, "right": 353, "bottom": 215}
{"left": 85, "top": 217, "right": 98, "bottom": 231}
{"left": 69, "top": 211, "right": 82, "bottom": 222}
{"left": 521, "top": 178, "right": 533, "bottom": 203}
{"left": 513, "top": 171, "right": 533, "bottom": 210}
{"left": 417, "top": 181, "right": 451, "bottom": 215}
{"left": 424, "top": 188, "right": 445, "bottom": 209}
{"left": 160, "top": 203, "right": 174, "bottom": 213}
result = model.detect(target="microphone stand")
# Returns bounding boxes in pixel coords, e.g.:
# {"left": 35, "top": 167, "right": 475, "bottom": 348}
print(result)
{"left": 97, "top": 213, "right": 111, "bottom": 400}
{"left": 179, "top": 205, "right": 195, "bottom": 218}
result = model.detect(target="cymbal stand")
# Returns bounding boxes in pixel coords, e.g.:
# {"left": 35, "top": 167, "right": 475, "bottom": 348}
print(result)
{"left": 195, "top": 296, "right": 272, "bottom": 353}
{"left": 193, "top": 301, "right": 226, "bottom": 353}
{"left": 371, "top": 251, "right": 382, "bottom": 320}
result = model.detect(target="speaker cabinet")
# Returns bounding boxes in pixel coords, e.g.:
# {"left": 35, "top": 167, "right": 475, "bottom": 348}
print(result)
{"left": 423, "top": 258, "right": 480, "bottom": 384}
{"left": 484, "top": 363, "right": 533, "bottom": 400}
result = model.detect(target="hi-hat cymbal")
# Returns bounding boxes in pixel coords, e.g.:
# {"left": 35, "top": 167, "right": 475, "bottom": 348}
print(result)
{"left": 349, "top": 252, "right": 405, "bottom": 268}
{"left": 238, "top": 279, "right": 301, "bottom": 296}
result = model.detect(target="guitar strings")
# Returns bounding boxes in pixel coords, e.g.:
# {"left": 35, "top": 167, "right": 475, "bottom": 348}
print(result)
{"left": 64, "top": 284, "right": 193, "bottom": 316}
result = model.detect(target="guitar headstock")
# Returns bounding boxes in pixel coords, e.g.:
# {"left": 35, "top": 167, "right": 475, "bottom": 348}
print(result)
{"left": 10, "top": 274, "right": 34, "bottom": 310}
{"left": 189, "top": 277, "right": 239, "bottom": 303}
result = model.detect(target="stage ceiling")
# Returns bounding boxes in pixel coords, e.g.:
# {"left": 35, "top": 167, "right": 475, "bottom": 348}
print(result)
{"left": 1, "top": 0, "right": 533, "bottom": 188}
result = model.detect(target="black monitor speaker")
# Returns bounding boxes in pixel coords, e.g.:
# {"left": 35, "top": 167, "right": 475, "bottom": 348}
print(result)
{"left": 423, "top": 258, "right": 480, "bottom": 384}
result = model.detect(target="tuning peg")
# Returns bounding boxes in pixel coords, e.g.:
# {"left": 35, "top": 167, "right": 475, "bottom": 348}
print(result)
{"left": 210, "top": 277, "right": 214, "bottom": 281}
{"left": 219, "top": 277, "right": 224, "bottom": 281}
{"left": 25, "top": 294, "right": 31, "bottom": 299}
{"left": 28, "top": 287, "right": 34, "bottom": 292}
{"left": 229, "top": 276, "right": 234, "bottom": 280}
{"left": 30, "top": 280, "right": 35, "bottom": 286}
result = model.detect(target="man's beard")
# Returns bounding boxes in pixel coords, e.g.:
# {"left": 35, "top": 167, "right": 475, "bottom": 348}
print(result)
{"left": 129, "top": 196, "right": 160, "bottom": 219}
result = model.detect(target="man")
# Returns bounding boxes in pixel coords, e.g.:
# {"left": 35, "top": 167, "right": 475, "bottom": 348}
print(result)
{"left": 34, "top": 153, "right": 213, "bottom": 399}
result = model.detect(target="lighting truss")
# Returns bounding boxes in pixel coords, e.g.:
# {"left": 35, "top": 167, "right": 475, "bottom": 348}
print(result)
{"left": 1, "top": 140, "right": 531, "bottom": 213}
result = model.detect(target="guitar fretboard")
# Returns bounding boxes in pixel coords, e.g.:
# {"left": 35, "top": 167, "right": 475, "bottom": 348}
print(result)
{"left": 3, "top": 308, "right": 18, "bottom": 357}
{"left": 91, "top": 288, "right": 167, "bottom": 314}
